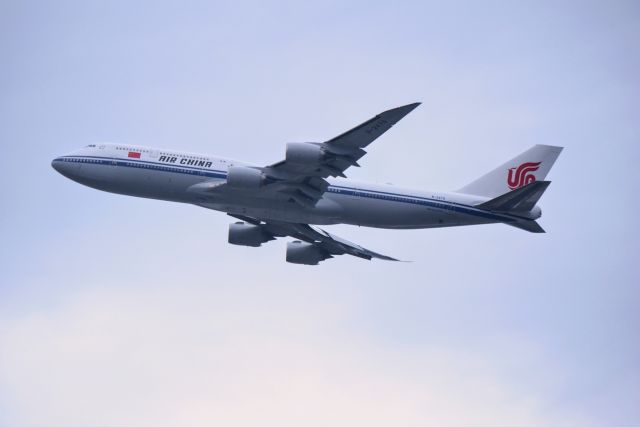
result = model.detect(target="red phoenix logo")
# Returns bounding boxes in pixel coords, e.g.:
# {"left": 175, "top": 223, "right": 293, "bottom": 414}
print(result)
{"left": 507, "top": 162, "right": 541, "bottom": 190}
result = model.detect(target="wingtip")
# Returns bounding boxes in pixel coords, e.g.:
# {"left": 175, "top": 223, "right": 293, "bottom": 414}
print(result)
{"left": 379, "top": 256, "right": 410, "bottom": 262}
{"left": 384, "top": 102, "right": 421, "bottom": 117}
{"left": 389, "top": 102, "right": 421, "bottom": 111}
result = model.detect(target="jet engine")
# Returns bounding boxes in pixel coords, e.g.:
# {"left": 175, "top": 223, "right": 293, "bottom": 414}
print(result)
{"left": 286, "top": 241, "right": 331, "bottom": 265}
{"left": 285, "top": 142, "right": 324, "bottom": 165}
{"left": 228, "top": 222, "right": 273, "bottom": 247}
{"left": 226, "top": 166, "right": 265, "bottom": 189}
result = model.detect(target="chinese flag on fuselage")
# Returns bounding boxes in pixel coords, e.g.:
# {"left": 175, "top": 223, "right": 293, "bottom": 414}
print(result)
{"left": 128, "top": 151, "right": 141, "bottom": 159}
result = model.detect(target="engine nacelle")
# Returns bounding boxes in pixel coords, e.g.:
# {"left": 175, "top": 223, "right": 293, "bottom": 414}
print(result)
{"left": 285, "top": 142, "right": 324, "bottom": 165}
{"left": 228, "top": 222, "right": 272, "bottom": 247}
{"left": 286, "top": 241, "right": 330, "bottom": 265}
{"left": 226, "top": 166, "right": 265, "bottom": 189}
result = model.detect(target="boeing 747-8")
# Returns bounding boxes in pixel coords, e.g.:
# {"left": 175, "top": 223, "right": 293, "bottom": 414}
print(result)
{"left": 52, "top": 103, "right": 563, "bottom": 264}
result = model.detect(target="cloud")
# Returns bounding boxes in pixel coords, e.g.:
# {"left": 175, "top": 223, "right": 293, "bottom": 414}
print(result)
{"left": 0, "top": 282, "right": 591, "bottom": 427}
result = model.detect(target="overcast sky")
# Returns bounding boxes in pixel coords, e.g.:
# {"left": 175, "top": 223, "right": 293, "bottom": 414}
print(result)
{"left": 1, "top": 1, "right": 638, "bottom": 426}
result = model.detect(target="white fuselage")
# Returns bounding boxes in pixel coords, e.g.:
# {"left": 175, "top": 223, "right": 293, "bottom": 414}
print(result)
{"left": 52, "top": 144, "right": 534, "bottom": 229}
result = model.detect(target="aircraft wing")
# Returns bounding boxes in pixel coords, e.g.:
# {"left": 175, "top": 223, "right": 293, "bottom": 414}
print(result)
{"left": 260, "top": 103, "right": 421, "bottom": 207}
{"left": 230, "top": 214, "right": 400, "bottom": 265}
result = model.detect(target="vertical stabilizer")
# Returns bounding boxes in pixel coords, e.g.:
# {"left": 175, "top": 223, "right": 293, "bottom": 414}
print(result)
{"left": 458, "top": 145, "right": 563, "bottom": 198}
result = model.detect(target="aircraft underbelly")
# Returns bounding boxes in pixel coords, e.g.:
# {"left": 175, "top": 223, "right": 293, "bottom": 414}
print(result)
{"left": 199, "top": 194, "right": 343, "bottom": 225}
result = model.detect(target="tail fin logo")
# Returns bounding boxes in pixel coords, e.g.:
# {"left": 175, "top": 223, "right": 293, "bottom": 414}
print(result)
{"left": 507, "top": 162, "right": 541, "bottom": 190}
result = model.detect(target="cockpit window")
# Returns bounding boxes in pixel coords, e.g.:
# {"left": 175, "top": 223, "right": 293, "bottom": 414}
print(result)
{"left": 86, "top": 144, "right": 96, "bottom": 148}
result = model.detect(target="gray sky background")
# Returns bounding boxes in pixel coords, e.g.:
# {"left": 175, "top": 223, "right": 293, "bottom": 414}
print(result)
{"left": 1, "top": 1, "right": 638, "bottom": 426}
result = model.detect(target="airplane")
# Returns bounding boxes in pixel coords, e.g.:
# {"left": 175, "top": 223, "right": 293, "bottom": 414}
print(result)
{"left": 52, "top": 103, "right": 563, "bottom": 265}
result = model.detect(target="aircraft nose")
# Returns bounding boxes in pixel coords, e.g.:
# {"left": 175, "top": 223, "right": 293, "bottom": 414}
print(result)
{"left": 51, "top": 156, "right": 75, "bottom": 178}
{"left": 51, "top": 157, "right": 61, "bottom": 171}
{"left": 51, "top": 157, "right": 65, "bottom": 173}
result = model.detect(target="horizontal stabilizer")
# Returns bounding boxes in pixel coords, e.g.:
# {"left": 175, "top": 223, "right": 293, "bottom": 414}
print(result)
{"left": 507, "top": 220, "right": 546, "bottom": 233}
{"left": 477, "top": 181, "right": 550, "bottom": 212}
